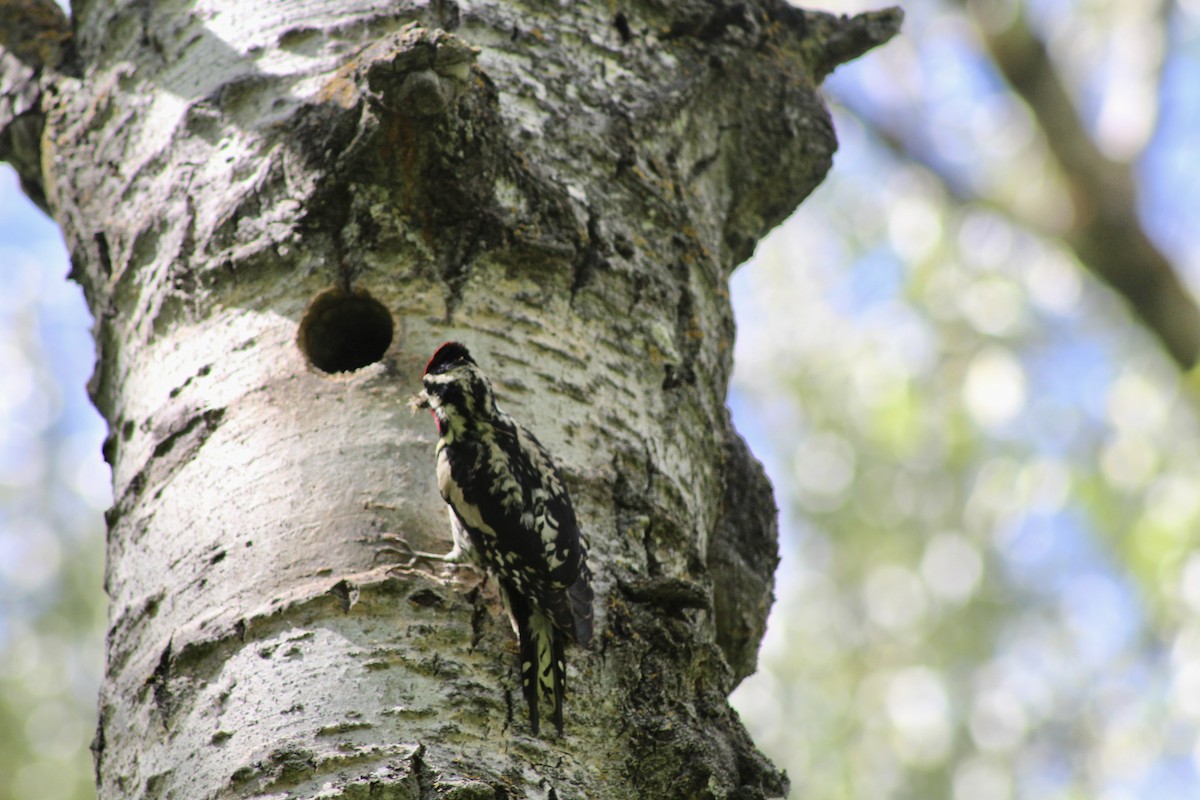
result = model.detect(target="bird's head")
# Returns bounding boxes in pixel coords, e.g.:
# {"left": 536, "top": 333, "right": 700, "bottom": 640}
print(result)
{"left": 409, "top": 342, "right": 494, "bottom": 431}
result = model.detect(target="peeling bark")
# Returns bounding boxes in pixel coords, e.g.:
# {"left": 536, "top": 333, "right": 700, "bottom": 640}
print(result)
{"left": 1, "top": 1, "right": 899, "bottom": 797}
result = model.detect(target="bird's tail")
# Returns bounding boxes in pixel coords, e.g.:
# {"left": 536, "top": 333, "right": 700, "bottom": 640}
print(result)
{"left": 566, "top": 564, "right": 594, "bottom": 647}
{"left": 510, "top": 594, "right": 565, "bottom": 736}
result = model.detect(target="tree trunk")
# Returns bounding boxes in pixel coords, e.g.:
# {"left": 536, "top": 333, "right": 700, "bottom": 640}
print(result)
{"left": 1, "top": 1, "right": 899, "bottom": 797}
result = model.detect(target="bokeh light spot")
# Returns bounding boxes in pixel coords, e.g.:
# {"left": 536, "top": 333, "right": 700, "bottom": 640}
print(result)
{"left": 963, "top": 346, "right": 1026, "bottom": 428}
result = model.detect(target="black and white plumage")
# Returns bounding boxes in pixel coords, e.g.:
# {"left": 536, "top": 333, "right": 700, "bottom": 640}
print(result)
{"left": 412, "top": 341, "right": 594, "bottom": 735}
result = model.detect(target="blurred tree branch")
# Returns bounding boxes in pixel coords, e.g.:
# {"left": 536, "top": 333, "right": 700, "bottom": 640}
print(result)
{"left": 0, "top": 0, "right": 73, "bottom": 70}
{"left": 0, "top": 0, "right": 76, "bottom": 212}
{"left": 856, "top": 1, "right": 1200, "bottom": 371}
{"left": 968, "top": 3, "right": 1200, "bottom": 370}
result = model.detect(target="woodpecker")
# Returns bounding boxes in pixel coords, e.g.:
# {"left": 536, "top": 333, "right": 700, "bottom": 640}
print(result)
{"left": 410, "top": 341, "right": 594, "bottom": 735}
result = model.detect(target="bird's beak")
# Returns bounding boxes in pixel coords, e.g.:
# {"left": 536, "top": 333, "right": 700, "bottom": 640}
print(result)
{"left": 408, "top": 390, "right": 431, "bottom": 413}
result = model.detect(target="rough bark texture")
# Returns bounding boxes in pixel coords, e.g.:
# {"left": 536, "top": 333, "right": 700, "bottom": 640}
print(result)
{"left": 2, "top": 1, "right": 900, "bottom": 797}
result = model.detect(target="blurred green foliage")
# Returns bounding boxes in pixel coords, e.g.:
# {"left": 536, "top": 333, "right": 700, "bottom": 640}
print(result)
{"left": 0, "top": 201, "right": 107, "bottom": 800}
{"left": 729, "top": 1, "right": 1200, "bottom": 797}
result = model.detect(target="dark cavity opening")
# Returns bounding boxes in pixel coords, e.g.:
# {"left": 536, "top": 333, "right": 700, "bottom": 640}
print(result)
{"left": 299, "top": 287, "right": 394, "bottom": 373}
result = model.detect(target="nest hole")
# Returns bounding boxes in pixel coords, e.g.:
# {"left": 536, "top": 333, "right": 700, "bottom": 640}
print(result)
{"left": 299, "top": 287, "right": 394, "bottom": 373}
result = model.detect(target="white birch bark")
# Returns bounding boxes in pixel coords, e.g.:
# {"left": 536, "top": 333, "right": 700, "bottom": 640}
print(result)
{"left": 1, "top": 1, "right": 900, "bottom": 797}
